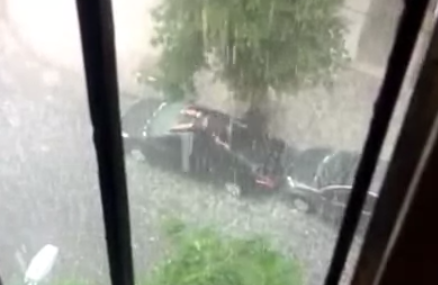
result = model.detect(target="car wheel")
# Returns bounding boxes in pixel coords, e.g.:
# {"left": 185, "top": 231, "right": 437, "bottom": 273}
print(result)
{"left": 225, "top": 182, "right": 242, "bottom": 197}
{"left": 131, "top": 149, "right": 146, "bottom": 162}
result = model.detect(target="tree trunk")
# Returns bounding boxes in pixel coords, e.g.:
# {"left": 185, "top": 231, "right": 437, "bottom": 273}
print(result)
{"left": 243, "top": 100, "right": 270, "bottom": 133}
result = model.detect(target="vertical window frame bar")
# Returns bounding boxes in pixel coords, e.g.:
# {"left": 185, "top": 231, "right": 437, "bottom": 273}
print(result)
{"left": 75, "top": 1, "right": 135, "bottom": 285}
{"left": 375, "top": 110, "right": 438, "bottom": 284}
{"left": 324, "top": 0, "right": 430, "bottom": 284}
{"left": 352, "top": 18, "right": 438, "bottom": 285}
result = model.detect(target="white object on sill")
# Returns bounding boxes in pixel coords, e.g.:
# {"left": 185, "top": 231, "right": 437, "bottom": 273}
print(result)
{"left": 24, "top": 244, "right": 59, "bottom": 285}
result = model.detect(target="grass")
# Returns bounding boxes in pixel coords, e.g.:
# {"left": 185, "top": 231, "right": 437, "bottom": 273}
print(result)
{"left": 140, "top": 219, "right": 303, "bottom": 285}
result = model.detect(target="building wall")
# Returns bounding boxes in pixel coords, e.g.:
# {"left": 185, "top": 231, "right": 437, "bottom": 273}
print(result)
{"left": 341, "top": 0, "right": 373, "bottom": 60}
{"left": 4, "top": 0, "right": 160, "bottom": 93}
{"left": 354, "top": 0, "right": 436, "bottom": 82}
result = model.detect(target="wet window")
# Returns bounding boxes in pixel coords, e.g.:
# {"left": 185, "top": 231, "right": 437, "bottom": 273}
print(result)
{"left": 1, "top": 0, "right": 436, "bottom": 285}
{"left": 0, "top": 0, "right": 109, "bottom": 283}
{"left": 119, "top": 0, "right": 435, "bottom": 283}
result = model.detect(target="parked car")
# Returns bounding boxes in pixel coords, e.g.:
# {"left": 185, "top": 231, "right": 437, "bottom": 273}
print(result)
{"left": 121, "top": 98, "right": 288, "bottom": 196}
{"left": 282, "top": 147, "right": 388, "bottom": 229}
{"left": 122, "top": 97, "right": 386, "bottom": 229}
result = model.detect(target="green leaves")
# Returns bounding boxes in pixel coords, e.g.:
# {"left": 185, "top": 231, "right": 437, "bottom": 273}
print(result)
{"left": 143, "top": 221, "right": 303, "bottom": 285}
{"left": 151, "top": 0, "right": 347, "bottom": 103}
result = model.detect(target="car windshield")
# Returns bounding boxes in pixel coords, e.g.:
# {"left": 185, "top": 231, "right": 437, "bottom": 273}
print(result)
{"left": 289, "top": 148, "right": 332, "bottom": 185}
{"left": 317, "top": 151, "right": 360, "bottom": 188}
{"left": 148, "top": 101, "right": 191, "bottom": 137}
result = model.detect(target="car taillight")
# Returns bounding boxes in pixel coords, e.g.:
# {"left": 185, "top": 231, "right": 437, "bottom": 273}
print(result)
{"left": 255, "top": 175, "right": 276, "bottom": 189}
{"left": 181, "top": 107, "right": 202, "bottom": 118}
{"left": 170, "top": 122, "right": 194, "bottom": 132}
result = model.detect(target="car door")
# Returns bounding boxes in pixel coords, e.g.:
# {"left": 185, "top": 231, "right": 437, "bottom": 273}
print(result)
{"left": 145, "top": 133, "right": 182, "bottom": 171}
{"left": 319, "top": 186, "right": 351, "bottom": 227}
{"left": 202, "top": 132, "right": 242, "bottom": 186}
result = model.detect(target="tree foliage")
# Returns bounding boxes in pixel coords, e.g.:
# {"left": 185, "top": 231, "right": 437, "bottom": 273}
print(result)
{"left": 151, "top": 0, "right": 347, "bottom": 105}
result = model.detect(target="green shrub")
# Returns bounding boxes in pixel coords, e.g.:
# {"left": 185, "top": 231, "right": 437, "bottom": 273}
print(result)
{"left": 142, "top": 220, "right": 303, "bottom": 285}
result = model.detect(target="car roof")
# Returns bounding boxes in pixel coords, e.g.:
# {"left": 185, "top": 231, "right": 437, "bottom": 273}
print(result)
{"left": 142, "top": 101, "right": 285, "bottom": 168}
{"left": 188, "top": 106, "right": 285, "bottom": 168}
{"left": 291, "top": 147, "right": 388, "bottom": 194}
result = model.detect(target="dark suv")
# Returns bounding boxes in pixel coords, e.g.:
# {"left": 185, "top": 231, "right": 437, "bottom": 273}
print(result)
{"left": 283, "top": 147, "right": 387, "bottom": 229}
{"left": 121, "top": 98, "right": 287, "bottom": 196}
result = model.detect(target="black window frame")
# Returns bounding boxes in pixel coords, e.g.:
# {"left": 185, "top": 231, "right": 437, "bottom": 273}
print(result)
{"left": 73, "top": 0, "right": 432, "bottom": 285}
{"left": 352, "top": 7, "right": 438, "bottom": 285}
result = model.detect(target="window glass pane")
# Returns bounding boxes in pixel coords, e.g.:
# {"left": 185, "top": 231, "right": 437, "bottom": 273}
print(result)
{"left": 114, "top": 0, "right": 436, "bottom": 284}
{"left": 0, "top": 1, "right": 109, "bottom": 284}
